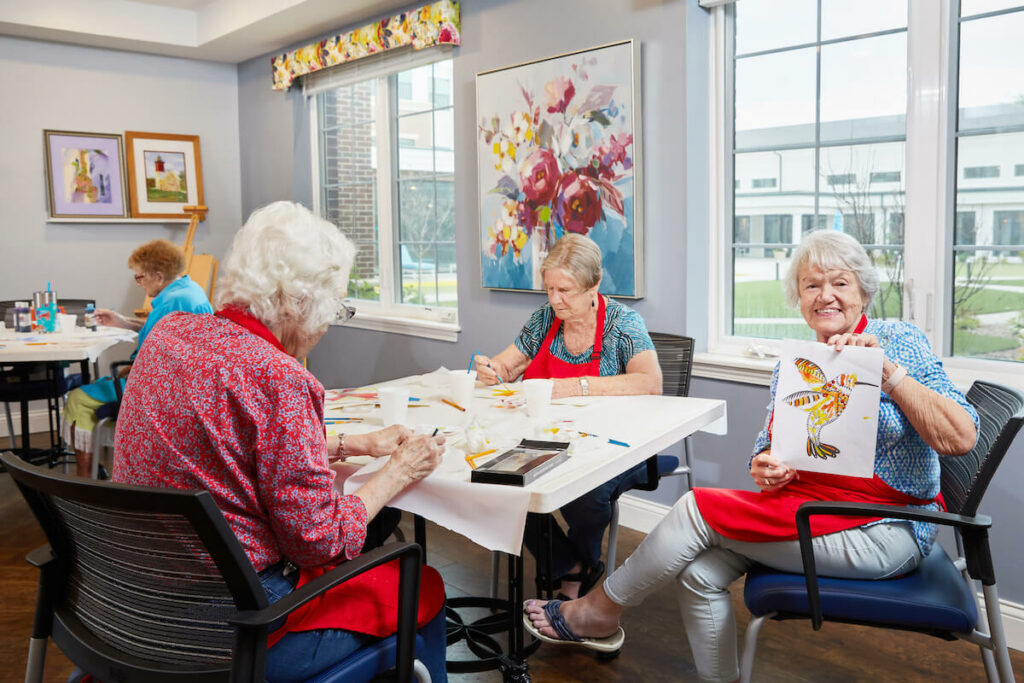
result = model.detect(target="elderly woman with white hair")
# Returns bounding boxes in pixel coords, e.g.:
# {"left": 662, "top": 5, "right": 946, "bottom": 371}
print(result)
{"left": 113, "top": 201, "right": 449, "bottom": 683}
{"left": 524, "top": 230, "right": 979, "bottom": 682}
{"left": 475, "top": 233, "right": 662, "bottom": 602}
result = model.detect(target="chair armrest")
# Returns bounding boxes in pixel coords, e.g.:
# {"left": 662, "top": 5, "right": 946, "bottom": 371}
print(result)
{"left": 228, "top": 541, "right": 422, "bottom": 628}
{"left": 110, "top": 361, "right": 132, "bottom": 404}
{"left": 26, "top": 544, "right": 54, "bottom": 569}
{"left": 794, "top": 501, "right": 993, "bottom": 630}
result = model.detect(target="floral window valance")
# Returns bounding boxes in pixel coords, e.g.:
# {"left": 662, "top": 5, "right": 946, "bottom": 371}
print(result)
{"left": 271, "top": 0, "right": 460, "bottom": 92}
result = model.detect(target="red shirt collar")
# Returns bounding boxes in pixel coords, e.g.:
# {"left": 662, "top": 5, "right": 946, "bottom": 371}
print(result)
{"left": 215, "top": 306, "right": 287, "bottom": 354}
{"left": 854, "top": 314, "right": 868, "bottom": 334}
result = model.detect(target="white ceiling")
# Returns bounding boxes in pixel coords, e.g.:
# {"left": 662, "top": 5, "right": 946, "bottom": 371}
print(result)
{"left": 0, "top": 0, "right": 416, "bottom": 63}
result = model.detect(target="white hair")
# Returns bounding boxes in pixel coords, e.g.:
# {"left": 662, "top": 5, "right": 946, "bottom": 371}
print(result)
{"left": 783, "top": 230, "right": 880, "bottom": 309}
{"left": 215, "top": 201, "right": 355, "bottom": 337}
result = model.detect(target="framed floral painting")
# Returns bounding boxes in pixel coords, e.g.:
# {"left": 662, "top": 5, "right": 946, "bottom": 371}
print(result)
{"left": 124, "top": 131, "right": 204, "bottom": 218}
{"left": 476, "top": 40, "right": 643, "bottom": 296}
{"left": 43, "top": 130, "right": 127, "bottom": 218}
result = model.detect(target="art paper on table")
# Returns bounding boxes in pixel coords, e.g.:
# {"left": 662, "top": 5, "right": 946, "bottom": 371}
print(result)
{"left": 476, "top": 40, "right": 643, "bottom": 296}
{"left": 771, "top": 339, "right": 883, "bottom": 478}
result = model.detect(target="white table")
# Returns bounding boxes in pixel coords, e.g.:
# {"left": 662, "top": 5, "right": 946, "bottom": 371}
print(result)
{"left": 1, "top": 327, "right": 136, "bottom": 454}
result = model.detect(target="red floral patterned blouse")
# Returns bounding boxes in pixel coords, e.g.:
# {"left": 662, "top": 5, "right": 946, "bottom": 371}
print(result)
{"left": 113, "top": 311, "right": 367, "bottom": 571}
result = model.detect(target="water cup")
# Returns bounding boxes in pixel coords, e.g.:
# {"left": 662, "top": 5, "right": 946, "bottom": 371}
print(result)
{"left": 448, "top": 370, "right": 476, "bottom": 410}
{"left": 58, "top": 313, "right": 77, "bottom": 332}
{"left": 522, "top": 378, "right": 554, "bottom": 418}
{"left": 378, "top": 386, "right": 410, "bottom": 427}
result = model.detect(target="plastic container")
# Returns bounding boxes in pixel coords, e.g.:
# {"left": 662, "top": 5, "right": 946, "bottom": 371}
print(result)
{"left": 84, "top": 303, "right": 98, "bottom": 331}
{"left": 14, "top": 301, "right": 31, "bottom": 333}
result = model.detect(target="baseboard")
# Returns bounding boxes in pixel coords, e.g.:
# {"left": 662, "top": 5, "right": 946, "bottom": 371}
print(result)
{"left": 617, "top": 493, "right": 1024, "bottom": 654}
{"left": 0, "top": 406, "right": 54, "bottom": 442}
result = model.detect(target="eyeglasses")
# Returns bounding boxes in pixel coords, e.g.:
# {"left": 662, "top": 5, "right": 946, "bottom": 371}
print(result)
{"left": 133, "top": 272, "right": 148, "bottom": 283}
{"left": 335, "top": 304, "right": 357, "bottom": 324}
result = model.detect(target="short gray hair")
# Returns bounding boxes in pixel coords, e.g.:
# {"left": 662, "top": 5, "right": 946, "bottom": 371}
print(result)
{"left": 215, "top": 201, "right": 355, "bottom": 337}
{"left": 783, "top": 230, "right": 879, "bottom": 309}
{"left": 540, "top": 233, "right": 603, "bottom": 289}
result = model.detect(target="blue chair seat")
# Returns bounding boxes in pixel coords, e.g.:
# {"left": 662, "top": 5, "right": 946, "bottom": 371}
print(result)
{"left": 744, "top": 544, "right": 977, "bottom": 634}
{"left": 308, "top": 633, "right": 426, "bottom": 683}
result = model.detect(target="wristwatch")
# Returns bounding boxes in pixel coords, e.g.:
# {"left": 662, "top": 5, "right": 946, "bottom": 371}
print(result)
{"left": 579, "top": 377, "right": 590, "bottom": 396}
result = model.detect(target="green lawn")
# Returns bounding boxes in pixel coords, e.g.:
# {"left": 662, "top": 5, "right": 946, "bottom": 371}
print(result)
{"left": 734, "top": 281, "right": 903, "bottom": 318}
{"left": 953, "top": 329, "right": 1021, "bottom": 356}
{"left": 955, "top": 287, "right": 1024, "bottom": 315}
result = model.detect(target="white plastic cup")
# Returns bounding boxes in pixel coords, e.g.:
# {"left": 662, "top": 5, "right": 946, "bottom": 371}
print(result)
{"left": 448, "top": 370, "right": 476, "bottom": 410}
{"left": 378, "top": 386, "right": 410, "bottom": 426}
{"left": 522, "top": 378, "right": 554, "bottom": 418}
{"left": 58, "top": 313, "right": 77, "bottom": 332}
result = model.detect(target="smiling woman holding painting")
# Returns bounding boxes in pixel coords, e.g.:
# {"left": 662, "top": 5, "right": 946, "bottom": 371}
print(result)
{"left": 475, "top": 233, "right": 662, "bottom": 601}
{"left": 524, "top": 230, "right": 979, "bottom": 682}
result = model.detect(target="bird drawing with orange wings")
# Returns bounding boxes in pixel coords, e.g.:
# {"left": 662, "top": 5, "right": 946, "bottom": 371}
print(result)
{"left": 782, "top": 358, "right": 878, "bottom": 460}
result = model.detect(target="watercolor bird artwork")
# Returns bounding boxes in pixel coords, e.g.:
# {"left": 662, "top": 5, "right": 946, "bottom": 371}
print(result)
{"left": 782, "top": 358, "right": 878, "bottom": 460}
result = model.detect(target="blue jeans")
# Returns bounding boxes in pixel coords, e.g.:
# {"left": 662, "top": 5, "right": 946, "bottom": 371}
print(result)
{"left": 523, "top": 456, "right": 677, "bottom": 581}
{"left": 260, "top": 563, "right": 448, "bottom": 683}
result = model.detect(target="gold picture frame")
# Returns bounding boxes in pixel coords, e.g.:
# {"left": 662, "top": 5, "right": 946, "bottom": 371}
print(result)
{"left": 124, "top": 131, "right": 204, "bottom": 218}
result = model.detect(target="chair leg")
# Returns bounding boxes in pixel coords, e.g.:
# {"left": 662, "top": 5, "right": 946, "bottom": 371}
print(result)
{"left": 489, "top": 551, "right": 501, "bottom": 599}
{"left": 682, "top": 437, "right": 694, "bottom": 491}
{"left": 4, "top": 402, "right": 15, "bottom": 450}
{"left": 26, "top": 636, "right": 47, "bottom": 683}
{"left": 606, "top": 501, "right": 620, "bottom": 573}
{"left": 739, "top": 613, "right": 771, "bottom": 683}
{"left": 981, "top": 584, "right": 1015, "bottom": 682}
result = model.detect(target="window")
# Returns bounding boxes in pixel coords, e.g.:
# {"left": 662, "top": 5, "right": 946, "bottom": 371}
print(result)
{"left": 752, "top": 177, "right": 778, "bottom": 188}
{"left": 963, "top": 165, "right": 1000, "bottom": 179}
{"left": 312, "top": 56, "right": 457, "bottom": 340}
{"left": 712, "top": 0, "right": 1024, "bottom": 372}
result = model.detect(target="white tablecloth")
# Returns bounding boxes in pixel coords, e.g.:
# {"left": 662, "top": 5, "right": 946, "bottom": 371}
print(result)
{"left": 0, "top": 327, "right": 136, "bottom": 364}
{"left": 330, "top": 369, "right": 727, "bottom": 555}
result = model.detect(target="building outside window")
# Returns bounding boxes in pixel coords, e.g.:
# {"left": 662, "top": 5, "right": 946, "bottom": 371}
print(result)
{"left": 312, "top": 57, "right": 457, "bottom": 339}
{"left": 715, "top": 0, "right": 1024, "bottom": 366}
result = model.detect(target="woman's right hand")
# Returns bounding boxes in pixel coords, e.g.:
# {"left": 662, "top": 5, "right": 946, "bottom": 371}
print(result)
{"left": 749, "top": 450, "right": 798, "bottom": 492}
{"left": 388, "top": 433, "right": 446, "bottom": 485}
{"left": 474, "top": 354, "right": 500, "bottom": 385}
{"left": 93, "top": 308, "right": 125, "bottom": 328}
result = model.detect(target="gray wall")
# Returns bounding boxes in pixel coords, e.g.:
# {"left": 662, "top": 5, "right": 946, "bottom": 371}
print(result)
{"left": 0, "top": 35, "right": 242, "bottom": 374}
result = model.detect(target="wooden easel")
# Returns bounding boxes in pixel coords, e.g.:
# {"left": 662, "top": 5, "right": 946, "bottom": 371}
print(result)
{"left": 135, "top": 205, "right": 218, "bottom": 316}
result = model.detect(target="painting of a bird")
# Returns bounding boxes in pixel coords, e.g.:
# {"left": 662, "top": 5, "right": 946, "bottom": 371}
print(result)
{"left": 782, "top": 357, "right": 877, "bottom": 460}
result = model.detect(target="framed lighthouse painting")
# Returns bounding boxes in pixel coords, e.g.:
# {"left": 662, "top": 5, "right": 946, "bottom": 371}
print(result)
{"left": 771, "top": 339, "right": 883, "bottom": 478}
{"left": 125, "top": 131, "right": 204, "bottom": 218}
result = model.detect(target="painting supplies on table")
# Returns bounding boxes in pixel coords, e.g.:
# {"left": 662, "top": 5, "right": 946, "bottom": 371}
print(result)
{"left": 470, "top": 439, "right": 570, "bottom": 486}
{"left": 441, "top": 397, "right": 466, "bottom": 412}
{"left": 578, "top": 432, "right": 631, "bottom": 447}
{"left": 324, "top": 417, "right": 364, "bottom": 423}
{"left": 464, "top": 448, "right": 497, "bottom": 469}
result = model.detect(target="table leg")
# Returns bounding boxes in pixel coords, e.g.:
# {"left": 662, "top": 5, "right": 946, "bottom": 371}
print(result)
{"left": 414, "top": 514, "right": 427, "bottom": 564}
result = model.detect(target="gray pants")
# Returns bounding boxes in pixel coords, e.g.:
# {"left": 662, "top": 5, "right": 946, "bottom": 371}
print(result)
{"left": 603, "top": 490, "right": 921, "bottom": 682}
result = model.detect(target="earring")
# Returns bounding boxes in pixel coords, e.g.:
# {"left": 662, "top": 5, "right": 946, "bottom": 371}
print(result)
{"left": 592, "top": 298, "right": 597, "bottom": 308}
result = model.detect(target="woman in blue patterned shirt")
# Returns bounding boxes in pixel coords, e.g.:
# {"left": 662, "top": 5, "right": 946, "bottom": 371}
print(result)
{"left": 475, "top": 234, "right": 662, "bottom": 600}
{"left": 524, "top": 231, "right": 979, "bottom": 681}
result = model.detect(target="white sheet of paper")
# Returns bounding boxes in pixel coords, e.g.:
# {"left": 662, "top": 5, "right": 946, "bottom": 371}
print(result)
{"left": 772, "top": 340, "right": 883, "bottom": 478}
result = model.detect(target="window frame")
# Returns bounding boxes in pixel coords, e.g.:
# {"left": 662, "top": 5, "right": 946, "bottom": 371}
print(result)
{"left": 699, "top": 0, "right": 1024, "bottom": 390}
{"left": 307, "top": 48, "right": 460, "bottom": 342}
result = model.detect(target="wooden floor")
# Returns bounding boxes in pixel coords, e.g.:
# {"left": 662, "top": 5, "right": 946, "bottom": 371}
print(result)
{"left": 2, "top": 437, "right": 1021, "bottom": 682}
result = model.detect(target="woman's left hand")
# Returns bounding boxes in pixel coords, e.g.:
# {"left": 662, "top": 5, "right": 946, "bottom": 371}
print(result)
{"left": 359, "top": 425, "right": 412, "bottom": 457}
{"left": 826, "top": 332, "right": 879, "bottom": 351}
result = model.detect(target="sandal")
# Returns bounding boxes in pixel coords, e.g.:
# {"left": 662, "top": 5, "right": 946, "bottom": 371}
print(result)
{"left": 522, "top": 599, "right": 624, "bottom": 652}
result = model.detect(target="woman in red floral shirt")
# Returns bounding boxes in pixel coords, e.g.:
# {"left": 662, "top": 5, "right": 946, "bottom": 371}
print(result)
{"left": 113, "top": 201, "right": 448, "bottom": 683}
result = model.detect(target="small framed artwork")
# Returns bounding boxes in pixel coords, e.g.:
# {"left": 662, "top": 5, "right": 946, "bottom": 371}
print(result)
{"left": 476, "top": 40, "right": 644, "bottom": 297}
{"left": 43, "top": 130, "right": 128, "bottom": 218}
{"left": 124, "top": 131, "right": 204, "bottom": 218}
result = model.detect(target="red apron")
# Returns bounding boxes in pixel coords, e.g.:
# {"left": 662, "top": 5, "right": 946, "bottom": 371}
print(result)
{"left": 695, "top": 313, "right": 942, "bottom": 542}
{"left": 523, "top": 296, "right": 606, "bottom": 380}
{"left": 267, "top": 561, "right": 446, "bottom": 646}
{"left": 215, "top": 308, "right": 446, "bottom": 646}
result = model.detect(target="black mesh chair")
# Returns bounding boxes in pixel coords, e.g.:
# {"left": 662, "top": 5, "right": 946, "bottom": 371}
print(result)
{"left": 740, "top": 381, "right": 1024, "bottom": 682}
{"left": 604, "top": 333, "right": 695, "bottom": 570}
{"left": 2, "top": 452, "right": 431, "bottom": 683}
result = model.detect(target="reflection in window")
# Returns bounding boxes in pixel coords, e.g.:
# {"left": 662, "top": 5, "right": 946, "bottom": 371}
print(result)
{"left": 964, "top": 165, "right": 1000, "bottom": 179}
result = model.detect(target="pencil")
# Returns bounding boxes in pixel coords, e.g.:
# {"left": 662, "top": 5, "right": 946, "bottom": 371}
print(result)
{"left": 441, "top": 397, "right": 466, "bottom": 412}
{"left": 324, "top": 417, "right": 364, "bottom": 422}
{"left": 607, "top": 438, "right": 630, "bottom": 447}
{"left": 465, "top": 448, "right": 496, "bottom": 469}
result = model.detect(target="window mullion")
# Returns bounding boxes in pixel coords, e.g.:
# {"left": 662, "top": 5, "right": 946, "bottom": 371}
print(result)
{"left": 903, "top": 0, "right": 953, "bottom": 349}
{"left": 376, "top": 75, "right": 397, "bottom": 312}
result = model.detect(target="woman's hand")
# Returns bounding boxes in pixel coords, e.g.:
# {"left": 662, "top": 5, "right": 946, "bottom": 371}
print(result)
{"left": 474, "top": 354, "right": 502, "bottom": 385}
{"left": 93, "top": 308, "right": 127, "bottom": 328}
{"left": 826, "top": 332, "right": 879, "bottom": 351}
{"left": 750, "top": 450, "right": 798, "bottom": 492}
{"left": 346, "top": 425, "right": 412, "bottom": 457}
{"left": 388, "top": 434, "right": 446, "bottom": 485}
{"left": 552, "top": 378, "right": 578, "bottom": 399}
